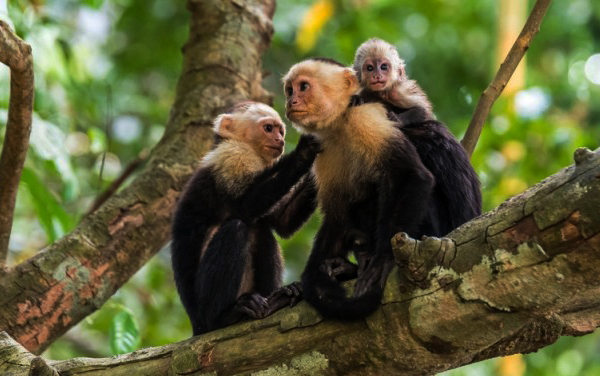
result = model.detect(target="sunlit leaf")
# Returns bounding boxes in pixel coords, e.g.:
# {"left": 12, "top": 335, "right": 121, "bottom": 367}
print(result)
{"left": 498, "top": 354, "right": 525, "bottom": 376}
{"left": 29, "top": 114, "right": 80, "bottom": 199}
{"left": 109, "top": 309, "right": 140, "bottom": 355}
{"left": 83, "top": 0, "right": 105, "bottom": 10}
{"left": 500, "top": 140, "right": 526, "bottom": 162}
{"left": 295, "top": 0, "right": 334, "bottom": 53}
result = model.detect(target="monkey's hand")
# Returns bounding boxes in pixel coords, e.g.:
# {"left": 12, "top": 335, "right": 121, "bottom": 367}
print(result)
{"left": 295, "top": 134, "right": 322, "bottom": 160}
{"left": 264, "top": 282, "right": 302, "bottom": 316}
{"left": 235, "top": 293, "right": 269, "bottom": 319}
{"left": 319, "top": 257, "right": 358, "bottom": 281}
{"left": 353, "top": 255, "right": 395, "bottom": 297}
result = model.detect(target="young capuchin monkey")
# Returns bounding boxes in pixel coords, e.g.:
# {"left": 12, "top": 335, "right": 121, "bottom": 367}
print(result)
{"left": 283, "top": 58, "right": 435, "bottom": 319}
{"left": 354, "top": 38, "right": 482, "bottom": 237}
{"left": 171, "top": 102, "right": 320, "bottom": 336}
{"left": 353, "top": 37, "right": 435, "bottom": 125}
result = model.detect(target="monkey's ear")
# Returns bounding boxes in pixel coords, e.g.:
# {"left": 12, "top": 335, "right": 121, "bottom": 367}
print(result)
{"left": 342, "top": 68, "right": 359, "bottom": 93}
{"left": 398, "top": 63, "right": 406, "bottom": 77}
{"left": 213, "top": 114, "right": 236, "bottom": 139}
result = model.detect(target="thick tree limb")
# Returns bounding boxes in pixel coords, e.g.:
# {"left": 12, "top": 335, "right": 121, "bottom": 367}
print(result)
{"left": 0, "top": 20, "right": 34, "bottom": 267}
{"left": 460, "top": 0, "right": 551, "bottom": 156}
{"left": 2, "top": 147, "right": 599, "bottom": 376}
{"left": 0, "top": 0, "right": 275, "bottom": 354}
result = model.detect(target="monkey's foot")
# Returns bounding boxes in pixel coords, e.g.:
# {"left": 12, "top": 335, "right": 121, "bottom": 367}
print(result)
{"left": 264, "top": 282, "right": 302, "bottom": 316}
{"left": 235, "top": 293, "right": 268, "bottom": 319}
{"left": 353, "top": 257, "right": 394, "bottom": 297}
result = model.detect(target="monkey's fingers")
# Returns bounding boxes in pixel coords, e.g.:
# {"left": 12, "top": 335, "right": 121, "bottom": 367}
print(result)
{"left": 355, "top": 252, "right": 372, "bottom": 277}
{"left": 378, "top": 260, "right": 395, "bottom": 290}
{"left": 263, "top": 297, "right": 289, "bottom": 317}
{"left": 319, "top": 257, "right": 357, "bottom": 280}
{"left": 353, "top": 264, "right": 383, "bottom": 297}
{"left": 236, "top": 293, "right": 268, "bottom": 318}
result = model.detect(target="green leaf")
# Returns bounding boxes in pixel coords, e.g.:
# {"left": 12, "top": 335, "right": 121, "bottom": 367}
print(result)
{"left": 21, "top": 167, "right": 74, "bottom": 242}
{"left": 109, "top": 309, "right": 140, "bottom": 355}
{"left": 83, "top": 0, "right": 105, "bottom": 9}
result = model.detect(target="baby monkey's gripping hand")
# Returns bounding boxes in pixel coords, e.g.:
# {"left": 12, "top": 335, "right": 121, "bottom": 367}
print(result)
{"left": 295, "top": 134, "right": 322, "bottom": 162}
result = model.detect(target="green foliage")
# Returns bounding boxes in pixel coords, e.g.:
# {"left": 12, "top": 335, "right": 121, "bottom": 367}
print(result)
{"left": 2, "top": 0, "right": 599, "bottom": 373}
{"left": 109, "top": 307, "right": 140, "bottom": 355}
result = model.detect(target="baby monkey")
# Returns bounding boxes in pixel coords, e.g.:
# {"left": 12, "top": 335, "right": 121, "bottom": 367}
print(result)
{"left": 353, "top": 37, "right": 434, "bottom": 124}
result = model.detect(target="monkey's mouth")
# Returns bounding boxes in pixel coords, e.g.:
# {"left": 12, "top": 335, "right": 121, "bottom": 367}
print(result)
{"left": 370, "top": 81, "right": 386, "bottom": 89}
{"left": 286, "top": 110, "right": 308, "bottom": 120}
{"left": 267, "top": 146, "right": 284, "bottom": 153}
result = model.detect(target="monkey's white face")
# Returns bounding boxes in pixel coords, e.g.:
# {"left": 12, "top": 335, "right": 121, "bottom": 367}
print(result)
{"left": 284, "top": 61, "right": 359, "bottom": 133}
{"left": 361, "top": 56, "right": 396, "bottom": 92}
{"left": 214, "top": 104, "right": 286, "bottom": 162}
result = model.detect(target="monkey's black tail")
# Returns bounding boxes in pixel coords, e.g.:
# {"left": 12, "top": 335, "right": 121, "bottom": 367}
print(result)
{"left": 301, "top": 267, "right": 382, "bottom": 320}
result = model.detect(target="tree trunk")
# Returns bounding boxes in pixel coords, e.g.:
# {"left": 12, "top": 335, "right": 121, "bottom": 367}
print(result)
{"left": 0, "top": 0, "right": 275, "bottom": 354}
{"left": 1, "top": 148, "right": 599, "bottom": 376}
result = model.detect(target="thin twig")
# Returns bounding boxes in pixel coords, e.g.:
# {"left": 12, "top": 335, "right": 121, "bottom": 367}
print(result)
{"left": 461, "top": 0, "right": 552, "bottom": 157}
{"left": 0, "top": 20, "right": 34, "bottom": 267}
{"left": 85, "top": 151, "right": 148, "bottom": 216}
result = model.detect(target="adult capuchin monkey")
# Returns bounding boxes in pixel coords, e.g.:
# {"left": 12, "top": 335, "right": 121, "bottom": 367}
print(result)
{"left": 283, "top": 58, "right": 435, "bottom": 319}
{"left": 171, "top": 101, "right": 320, "bottom": 335}
{"left": 353, "top": 38, "right": 482, "bottom": 237}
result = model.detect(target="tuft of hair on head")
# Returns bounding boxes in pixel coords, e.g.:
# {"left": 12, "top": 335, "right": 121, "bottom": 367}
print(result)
{"left": 308, "top": 57, "right": 347, "bottom": 68}
{"left": 353, "top": 38, "right": 405, "bottom": 81}
{"left": 213, "top": 101, "right": 283, "bottom": 140}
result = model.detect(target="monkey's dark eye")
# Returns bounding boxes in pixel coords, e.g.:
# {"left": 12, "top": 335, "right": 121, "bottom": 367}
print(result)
{"left": 286, "top": 87, "right": 293, "bottom": 96}
{"left": 300, "top": 82, "right": 309, "bottom": 91}
{"left": 381, "top": 63, "right": 388, "bottom": 71}
{"left": 263, "top": 124, "right": 273, "bottom": 132}
{"left": 366, "top": 65, "right": 374, "bottom": 72}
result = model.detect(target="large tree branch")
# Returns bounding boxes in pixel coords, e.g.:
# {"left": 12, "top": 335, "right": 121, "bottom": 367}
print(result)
{"left": 0, "top": 0, "right": 275, "bottom": 354}
{"left": 2, "top": 147, "right": 599, "bottom": 375}
{"left": 0, "top": 20, "right": 34, "bottom": 267}
{"left": 461, "top": 0, "right": 552, "bottom": 156}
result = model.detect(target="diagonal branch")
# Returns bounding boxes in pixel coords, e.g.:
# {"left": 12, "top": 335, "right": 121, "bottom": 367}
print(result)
{"left": 461, "top": 0, "right": 551, "bottom": 157}
{"left": 0, "top": 0, "right": 276, "bottom": 355}
{"left": 1, "top": 147, "right": 599, "bottom": 376}
{"left": 0, "top": 20, "right": 34, "bottom": 269}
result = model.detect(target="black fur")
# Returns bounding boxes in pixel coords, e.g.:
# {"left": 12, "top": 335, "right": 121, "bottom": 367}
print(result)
{"left": 301, "top": 131, "right": 435, "bottom": 319}
{"left": 355, "top": 92, "right": 483, "bottom": 236}
{"left": 171, "top": 136, "right": 318, "bottom": 336}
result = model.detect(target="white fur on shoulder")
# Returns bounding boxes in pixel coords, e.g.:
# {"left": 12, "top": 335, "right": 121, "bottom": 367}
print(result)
{"left": 203, "top": 140, "right": 271, "bottom": 197}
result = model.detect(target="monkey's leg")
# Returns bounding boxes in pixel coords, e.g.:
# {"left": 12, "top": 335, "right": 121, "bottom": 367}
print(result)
{"left": 194, "top": 219, "right": 257, "bottom": 335}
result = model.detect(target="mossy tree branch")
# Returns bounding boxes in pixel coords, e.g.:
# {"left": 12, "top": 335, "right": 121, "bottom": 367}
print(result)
{"left": 2, "top": 148, "right": 599, "bottom": 376}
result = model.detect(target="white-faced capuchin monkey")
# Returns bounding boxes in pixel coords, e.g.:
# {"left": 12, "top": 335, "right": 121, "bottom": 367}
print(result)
{"left": 353, "top": 37, "right": 434, "bottom": 125}
{"left": 283, "top": 58, "right": 435, "bottom": 319}
{"left": 353, "top": 38, "right": 482, "bottom": 237}
{"left": 171, "top": 101, "right": 320, "bottom": 335}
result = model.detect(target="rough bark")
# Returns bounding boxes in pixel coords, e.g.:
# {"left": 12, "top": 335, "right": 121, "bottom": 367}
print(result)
{"left": 0, "top": 20, "right": 34, "bottom": 267}
{"left": 1, "top": 147, "right": 599, "bottom": 376}
{"left": 0, "top": 0, "right": 275, "bottom": 354}
{"left": 460, "top": 0, "right": 552, "bottom": 156}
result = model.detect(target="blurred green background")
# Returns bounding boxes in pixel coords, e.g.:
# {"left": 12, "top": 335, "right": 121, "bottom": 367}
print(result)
{"left": 1, "top": 0, "right": 599, "bottom": 374}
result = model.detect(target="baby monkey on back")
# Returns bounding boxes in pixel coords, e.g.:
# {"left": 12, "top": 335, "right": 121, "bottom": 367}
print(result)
{"left": 354, "top": 37, "right": 434, "bottom": 125}
{"left": 353, "top": 38, "right": 482, "bottom": 236}
{"left": 171, "top": 102, "right": 320, "bottom": 336}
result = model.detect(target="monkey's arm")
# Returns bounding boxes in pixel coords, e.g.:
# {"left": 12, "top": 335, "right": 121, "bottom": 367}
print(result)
{"left": 266, "top": 174, "right": 318, "bottom": 238}
{"left": 238, "top": 135, "right": 320, "bottom": 221}
{"left": 353, "top": 138, "right": 435, "bottom": 296}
